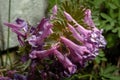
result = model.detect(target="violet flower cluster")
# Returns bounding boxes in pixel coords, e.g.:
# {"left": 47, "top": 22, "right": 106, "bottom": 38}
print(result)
{"left": 2, "top": 4, "right": 106, "bottom": 79}
{"left": 51, "top": 5, "right": 106, "bottom": 74}
{"left": 63, "top": 10, "right": 106, "bottom": 65}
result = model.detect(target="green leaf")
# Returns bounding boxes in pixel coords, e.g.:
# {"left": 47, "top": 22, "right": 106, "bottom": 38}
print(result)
{"left": 99, "top": 20, "right": 107, "bottom": 29}
{"left": 93, "top": 0, "right": 105, "bottom": 7}
{"left": 100, "top": 13, "right": 112, "bottom": 21}
{"left": 118, "top": 9, "right": 120, "bottom": 21}
{"left": 95, "top": 56, "right": 101, "bottom": 64}
{"left": 110, "top": 76, "right": 120, "bottom": 80}
{"left": 108, "top": 3, "right": 117, "bottom": 9}
{"left": 106, "top": 33, "right": 118, "bottom": 48}
{"left": 99, "top": 64, "right": 119, "bottom": 80}
{"left": 104, "top": 24, "right": 113, "bottom": 32}
{"left": 110, "top": 20, "right": 115, "bottom": 27}
{"left": 18, "top": 59, "right": 31, "bottom": 71}
{"left": 118, "top": 29, "right": 120, "bottom": 38}
{"left": 101, "top": 57, "right": 107, "bottom": 61}
{"left": 99, "top": 50, "right": 105, "bottom": 57}
{"left": 113, "top": 0, "right": 120, "bottom": 7}
{"left": 103, "top": 65, "right": 117, "bottom": 74}
{"left": 112, "top": 27, "right": 119, "bottom": 33}
{"left": 23, "top": 59, "right": 31, "bottom": 70}
{"left": 102, "top": 74, "right": 112, "bottom": 78}
{"left": 101, "top": 77, "right": 108, "bottom": 80}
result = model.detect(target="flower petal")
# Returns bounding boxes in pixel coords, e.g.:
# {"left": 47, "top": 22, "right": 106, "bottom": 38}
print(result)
{"left": 29, "top": 44, "right": 58, "bottom": 59}
{"left": 54, "top": 50, "right": 76, "bottom": 74}
{"left": 67, "top": 23, "right": 84, "bottom": 42}
{"left": 84, "top": 9, "right": 95, "bottom": 28}
{"left": 60, "top": 36, "right": 90, "bottom": 55}
{"left": 16, "top": 18, "right": 28, "bottom": 32}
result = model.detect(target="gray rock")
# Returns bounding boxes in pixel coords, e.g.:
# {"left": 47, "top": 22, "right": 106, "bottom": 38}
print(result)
{"left": 0, "top": 0, "right": 47, "bottom": 50}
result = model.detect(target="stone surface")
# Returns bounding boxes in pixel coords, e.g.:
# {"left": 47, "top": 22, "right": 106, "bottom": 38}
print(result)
{"left": 0, "top": 0, "right": 47, "bottom": 50}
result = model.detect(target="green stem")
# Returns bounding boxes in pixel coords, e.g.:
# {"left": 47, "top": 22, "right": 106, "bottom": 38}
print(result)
{"left": 0, "top": 54, "right": 3, "bottom": 66}
{"left": 55, "top": 0, "right": 58, "bottom": 4}
{"left": 7, "top": 0, "right": 11, "bottom": 44}
{"left": 90, "top": 75, "right": 93, "bottom": 80}
{"left": 78, "top": 74, "right": 92, "bottom": 79}
{"left": 5, "top": 0, "right": 12, "bottom": 68}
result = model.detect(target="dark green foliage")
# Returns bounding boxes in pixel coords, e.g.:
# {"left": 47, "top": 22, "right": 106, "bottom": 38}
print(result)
{"left": 99, "top": 64, "right": 120, "bottom": 80}
{"left": 95, "top": 50, "right": 107, "bottom": 64}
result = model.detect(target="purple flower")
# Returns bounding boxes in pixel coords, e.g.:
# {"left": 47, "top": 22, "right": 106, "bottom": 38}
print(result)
{"left": 64, "top": 11, "right": 73, "bottom": 22}
{"left": 84, "top": 9, "right": 96, "bottom": 28}
{"left": 4, "top": 3, "right": 107, "bottom": 78}
{"left": 52, "top": 5, "right": 57, "bottom": 15}
{"left": 36, "top": 22, "right": 53, "bottom": 44}
{"left": 4, "top": 19, "right": 28, "bottom": 46}
{"left": 50, "top": 5, "right": 58, "bottom": 20}
{"left": 64, "top": 11, "right": 91, "bottom": 36}
{"left": 67, "top": 23, "right": 95, "bottom": 52}
{"left": 54, "top": 50, "right": 76, "bottom": 74}
{"left": 4, "top": 18, "right": 28, "bottom": 37}
{"left": 16, "top": 18, "right": 28, "bottom": 32}
{"left": 27, "top": 18, "right": 53, "bottom": 47}
{"left": 4, "top": 22, "right": 26, "bottom": 37}
{"left": 68, "top": 48, "right": 84, "bottom": 66}
{"left": 67, "top": 23, "right": 84, "bottom": 42}
{"left": 14, "top": 74, "right": 27, "bottom": 80}
{"left": 64, "top": 11, "right": 106, "bottom": 48}
{"left": 29, "top": 44, "right": 59, "bottom": 59}
{"left": 67, "top": 25, "right": 96, "bottom": 58}
{"left": 86, "top": 30, "right": 107, "bottom": 48}
{"left": 27, "top": 35, "right": 38, "bottom": 47}
{"left": 60, "top": 36, "right": 98, "bottom": 66}
{"left": 60, "top": 36, "right": 90, "bottom": 55}
{"left": 83, "top": 9, "right": 107, "bottom": 48}
{"left": 36, "top": 18, "right": 48, "bottom": 32}
{"left": 63, "top": 10, "right": 107, "bottom": 66}
{"left": 17, "top": 35, "right": 25, "bottom": 46}
{"left": 4, "top": 18, "right": 29, "bottom": 46}
{"left": 4, "top": 18, "right": 53, "bottom": 47}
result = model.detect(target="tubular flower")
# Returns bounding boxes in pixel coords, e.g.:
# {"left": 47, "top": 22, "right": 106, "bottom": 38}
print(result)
{"left": 84, "top": 9, "right": 96, "bottom": 28}
{"left": 4, "top": 23, "right": 26, "bottom": 37}
{"left": 60, "top": 36, "right": 91, "bottom": 55}
{"left": 64, "top": 11, "right": 106, "bottom": 48}
{"left": 16, "top": 18, "right": 28, "bottom": 32}
{"left": 29, "top": 44, "right": 58, "bottom": 59}
{"left": 64, "top": 10, "right": 106, "bottom": 47}
{"left": 64, "top": 11, "right": 91, "bottom": 36}
{"left": 54, "top": 50, "right": 76, "bottom": 74}
{"left": 4, "top": 18, "right": 28, "bottom": 46}
{"left": 67, "top": 23, "right": 95, "bottom": 52}
{"left": 50, "top": 5, "right": 58, "bottom": 20}
{"left": 68, "top": 48, "right": 86, "bottom": 67}
{"left": 63, "top": 11, "right": 106, "bottom": 66}
{"left": 84, "top": 9, "right": 107, "bottom": 48}
{"left": 4, "top": 18, "right": 28, "bottom": 38}
{"left": 52, "top": 5, "right": 57, "bottom": 15}
{"left": 5, "top": 18, "right": 53, "bottom": 47}
{"left": 27, "top": 18, "right": 53, "bottom": 47}
{"left": 67, "top": 23, "right": 84, "bottom": 42}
